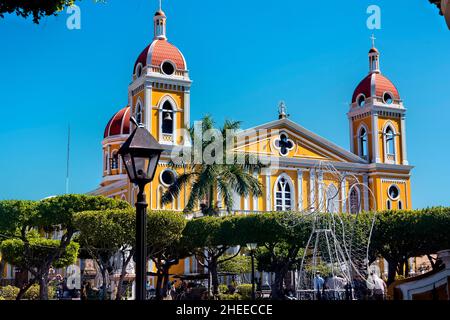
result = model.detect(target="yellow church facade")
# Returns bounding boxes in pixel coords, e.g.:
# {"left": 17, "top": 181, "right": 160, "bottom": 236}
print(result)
{"left": 89, "top": 7, "right": 413, "bottom": 278}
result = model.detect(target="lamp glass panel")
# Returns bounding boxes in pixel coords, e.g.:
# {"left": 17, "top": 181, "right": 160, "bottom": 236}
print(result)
{"left": 133, "top": 157, "right": 151, "bottom": 180}
{"left": 122, "top": 153, "right": 136, "bottom": 180}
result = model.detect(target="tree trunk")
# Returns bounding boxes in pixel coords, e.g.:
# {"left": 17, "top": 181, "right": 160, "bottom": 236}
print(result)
{"left": 16, "top": 279, "right": 35, "bottom": 300}
{"left": 271, "top": 267, "right": 288, "bottom": 300}
{"left": 0, "top": 260, "right": 5, "bottom": 283}
{"left": 162, "top": 267, "right": 170, "bottom": 299}
{"left": 116, "top": 251, "right": 133, "bottom": 301}
{"left": 210, "top": 262, "right": 219, "bottom": 297}
{"left": 386, "top": 259, "right": 398, "bottom": 286}
{"left": 39, "top": 275, "right": 49, "bottom": 300}
{"left": 100, "top": 267, "right": 108, "bottom": 300}
{"left": 155, "top": 269, "right": 163, "bottom": 301}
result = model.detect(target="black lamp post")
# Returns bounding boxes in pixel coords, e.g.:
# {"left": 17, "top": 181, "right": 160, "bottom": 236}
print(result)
{"left": 119, "top": 118, "right": 164, "bottom": 301}
{"left": 246, "top": 243, "right": 258, "bottom": 300}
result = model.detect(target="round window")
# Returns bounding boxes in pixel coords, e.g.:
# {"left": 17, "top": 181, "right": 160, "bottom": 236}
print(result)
{"left": 383, "top": 92, "right": 393, "bottom": 105}
{"left": 357, "top": 94, "right": 366, "bottom": 107}
{"left": 136, "top": 64, "right": 143, "bottom": 78}
{"left": 161, "top": 61, "right": 175, "bottom": 75}
{"left": 161, "top": 169, "right": 176, "bottom": 187}
{"left": 388, "top": 185, "right": 400, "bottom": 200}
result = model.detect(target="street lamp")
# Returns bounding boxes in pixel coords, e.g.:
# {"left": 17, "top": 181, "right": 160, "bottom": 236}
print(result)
{"left": 246, "top": 243, "right": 258, "bottom": 300}
{"left": 119, "top": 118, "right": 164, "bottom": 301}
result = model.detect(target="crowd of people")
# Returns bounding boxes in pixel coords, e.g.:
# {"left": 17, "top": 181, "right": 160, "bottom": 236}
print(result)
{"left": 312, "top": 271, "right": 388, "bottom": 300}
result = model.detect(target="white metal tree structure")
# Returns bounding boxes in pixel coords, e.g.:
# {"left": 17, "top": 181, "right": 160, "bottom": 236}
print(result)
{"left": 278, "top": 161, "right": 377, "bottom": 300}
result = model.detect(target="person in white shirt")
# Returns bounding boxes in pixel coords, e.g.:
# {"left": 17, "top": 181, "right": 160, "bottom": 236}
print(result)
{"left": 367, "top": 272, "right": 387, "bottom": 300}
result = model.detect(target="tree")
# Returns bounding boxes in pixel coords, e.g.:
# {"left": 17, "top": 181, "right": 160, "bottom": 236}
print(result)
{"left": 74, "top": 209, "right": 135, "bottom": 300}
{"left": 161, "top": 115, "right": 263, "bottom": 215}
{"left": 0, "top": 200, "right": 37, "bottom": 284}
{"left": 0, "top": 0, "right": 78, "bottom": 23}
{"left": 146, "top": 211, "right": 187, "bottom": 300}
{"left": 0, "top": 195, "right": 129, "bottom": 300}
{"left": 232, "top": 212, "right": 312, "bottom": 300}
{"left": 218, "top": 254, "right": 252, "bottom": 283}
{"left": 0, "top": 235, "right": 79, "bottom": 298}
{"left": 182, "top": 216, "right": 241, "bottom": 297}
{"left": 371, "top": 207, "right": 450, "bottom": 285}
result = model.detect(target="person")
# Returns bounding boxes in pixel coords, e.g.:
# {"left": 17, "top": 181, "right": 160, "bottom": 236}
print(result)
{"left": 325, "top": 275, "right": 346, "bottom": 300}
{"left": 370, "top": 272, "right": 387, "bottom": 300}
{"left": 170, "top": 281, "right": 177, "bottom": 300}
{"left": 80, "top": 282, "right": 87, "bottom": 301}
{"left": 313, "top": 272, "right": 325, "bottom": 300}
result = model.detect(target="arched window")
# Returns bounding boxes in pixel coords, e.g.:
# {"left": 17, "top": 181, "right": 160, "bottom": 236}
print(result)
{"left": 135, "top": 102, "right": 143, "bottom": 125}
{"left": 386, "top": 199, "right": 392, "bottom": 210}
{"left": 398, "top": 200, "right": 403, "bottom": 210}
{"left": 104, "top": 152, "right": 108, "bottom": 171}
{"left": 326, "top": 184, "right": 339, "bottom": 213}
{"left": 359, "top": 127, "right": 369, "bottom": 160}
{"left": 162, "top": 101, "right": 174, "bottom": 134}
{"left": 385, "top": 126, "right": 395, "bottom": 156}
{"left": 348, "top": 187, "right": 360, "bottom": 214}
{"left": 275, "top": 176, "right": 293, "bottom": 211}
{"left": 111, "top": 151, "right": 119, "bottom": 170}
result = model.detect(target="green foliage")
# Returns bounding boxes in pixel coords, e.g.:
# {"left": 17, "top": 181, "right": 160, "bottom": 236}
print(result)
{"left": 218, "top": 284, "right": 229, "bottom": 294}
{"left": 23, "top": 284, "right": 56, "bottom": 300}
{"left": 0, "top": 286, "right": 19, "bottom": 300}
{"left": 0, "top": 200, "right": 37, "bottom": 235}
{"left": 37, "top": 194, "right": 130, "bottom": 232}
{"left": 218, "top": 293, "right": 242, "bottom": 300}
{"left": 0, "top": 0, "right": 78, "bottom": 24}
{"left": 218, "top": 254, "right": 252, "bottom": 275}
{"left": 371, "top": 208, "right": 450, "bottom": 262}
{"left": 74, "top": 208, "right": 135, "bottom": 255}
{"left": 147, "top": 211, "right": 187, "bottom": 251}
{"left": 0, "top": 237, "right": 79, "bottom": 269}
{"left": 183, "top": 216, "right": 237, "bottom": 249}
{"left": 236, "top": 284, "right": 253, "bottom": 300}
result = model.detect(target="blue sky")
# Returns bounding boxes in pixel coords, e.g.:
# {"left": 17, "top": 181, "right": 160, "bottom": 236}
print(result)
{"left": 0, "top": 0, "right": 449, "bottom": 209}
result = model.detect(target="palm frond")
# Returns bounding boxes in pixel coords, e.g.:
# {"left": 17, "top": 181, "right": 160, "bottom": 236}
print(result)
{"left": 160, "top": 173, "right": 194, "bottom": 206}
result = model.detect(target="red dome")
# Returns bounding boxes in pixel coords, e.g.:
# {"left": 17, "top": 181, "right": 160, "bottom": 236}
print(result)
{"left": 352, "top": 73, "right": 400, "bottom": 104}
{"left": 155, "top": 10, "right": 166, "bottom": 17}
{"left": 104, "top": 107, "right": 130, "bottom": 138}
{"left": 133, "top": 39, "right": 186, "bottom": 75}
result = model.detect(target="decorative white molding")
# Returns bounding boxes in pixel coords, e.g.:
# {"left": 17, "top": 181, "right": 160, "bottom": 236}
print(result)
{"left": 265, "top": 173, "right": 271, "bottom": 211}
{"left": 309, "top": 169, "right": 316, "bottom": 211}
{"left": 145, "top": 85, "right": 152, "bottom": 133}
{"left": 318, "top": 170, "right": 324, "bottom": 210}
{"left": 297, "top": 169, "right": 303, "bottom": 211}
{"left": 372, "top": 112, "right": 380, "bottom": 163}
{"left": 363, "top": 174, "right": 369, "bottom": 211}
{"left": 340, "top": 176, "right": 346, "bottom": 213}
{"left": 401, "top": 116, "right": 409, "bottom": 165}
{"left": 253, "top": 170, "right": 259, "bottom": 211}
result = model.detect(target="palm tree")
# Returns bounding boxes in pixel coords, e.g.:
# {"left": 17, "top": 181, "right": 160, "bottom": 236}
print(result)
{"left": 161, "top": 115, "right": 264, "bottom": 215}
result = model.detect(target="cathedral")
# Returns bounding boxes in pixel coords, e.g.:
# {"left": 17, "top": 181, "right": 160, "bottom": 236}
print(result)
{"left": 90, "top": 5, "right": 413, "bottom": 277}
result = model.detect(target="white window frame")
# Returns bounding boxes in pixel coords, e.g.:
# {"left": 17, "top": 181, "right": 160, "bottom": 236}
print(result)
{"left": 158, "top": 95, "right": 178, "bottom": 145}
{"left": 383, "top": 122, "right": 397, "bottom": 164}
{"left": 348, "top": 185, "right": 361, "bottom": 214}
{"left": 273, "top": 174, "right": 295, "bottom": 211}
{"left": 357, "top": 124, "right": 369, "bottom": 161}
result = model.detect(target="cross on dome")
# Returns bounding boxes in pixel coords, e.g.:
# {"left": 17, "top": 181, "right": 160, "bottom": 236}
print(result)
{"left": 370, "top": 34, "right": 376, "bottom": 48}
{"left": 154, "top": 0, "right": 167, "bottom": 39}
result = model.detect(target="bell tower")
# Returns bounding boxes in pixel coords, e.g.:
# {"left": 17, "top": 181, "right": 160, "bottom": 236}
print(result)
{"left": 348, "top": 38, "right": 408, "bottom": 166}
{"left": 128, "top": 3, "right": 192, "bottom": 147}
